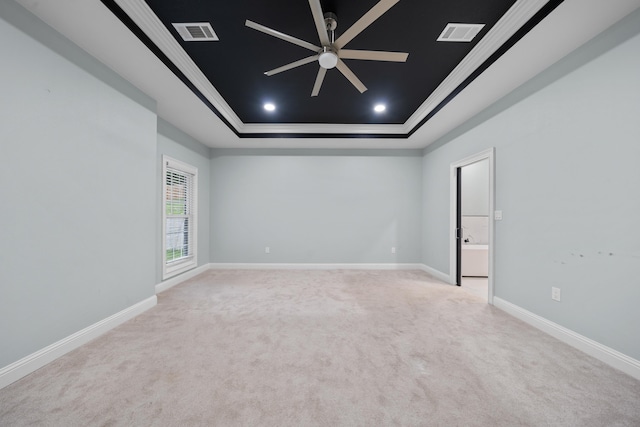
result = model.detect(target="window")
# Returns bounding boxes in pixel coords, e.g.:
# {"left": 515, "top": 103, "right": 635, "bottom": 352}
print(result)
{"left": 162, "top": 155, "right": 197, "bottom": 279}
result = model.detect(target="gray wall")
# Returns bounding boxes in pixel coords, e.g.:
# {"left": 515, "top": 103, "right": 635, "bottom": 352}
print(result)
{"left": 210, "top": 150, "right": 423, "bottom": 264}
{"left": 156, "top": 120, "right": 211, "bottom": 283}
{"left": 0, "top": 2, "right": 157, "bottom": 367}
{"left": 421, "top": 9, "right": 640, "bottom": 359}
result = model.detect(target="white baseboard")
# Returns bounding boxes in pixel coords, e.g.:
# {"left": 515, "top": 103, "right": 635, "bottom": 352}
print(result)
{"left": 210, "top": 263, "right": 425, "bottom": 270}
{"left": 493, "top": 297, "right": 640, "bottom": 381}
{"left": 155, "top": 263, "right": 212, "bottom": 294}
{"left": 0, "top": 295, "right": 157, "bottom": 390}
{"left": 418, "top": 264, "right": 452, "bottom": 284}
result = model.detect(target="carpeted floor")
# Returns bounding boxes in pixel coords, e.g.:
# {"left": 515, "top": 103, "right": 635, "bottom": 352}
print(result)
{"left": 1, "top": 269, "right": 639, "bottom": 426}
{"left": 461, "top": 277, "right": 488, "bottom": 300}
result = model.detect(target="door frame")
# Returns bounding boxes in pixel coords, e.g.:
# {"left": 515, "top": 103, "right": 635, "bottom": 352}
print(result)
{"left": 449, "top": 148, "right": 495, "bottom": 304}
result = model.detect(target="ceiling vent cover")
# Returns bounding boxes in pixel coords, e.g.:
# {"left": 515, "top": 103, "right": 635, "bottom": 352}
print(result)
{"left": 437, "top": 23, "right": 485, "bottom": 42}
{"left": 172, "top": 22, "right": 219, "bottom": 41}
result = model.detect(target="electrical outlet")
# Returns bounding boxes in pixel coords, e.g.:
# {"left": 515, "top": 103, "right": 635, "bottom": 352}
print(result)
{"left": 391, "top": 247, "right": 396, "bottom": 254}
{"left": 265, "top": 246, "right": 270, "bottom": 254}
{"left": 551, "top": 287, "right": 561, "bottom": 302}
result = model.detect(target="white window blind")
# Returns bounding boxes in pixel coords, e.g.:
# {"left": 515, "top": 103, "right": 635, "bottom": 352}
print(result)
{"left": 163, "top": 156, "right": 197, "bottom": 279}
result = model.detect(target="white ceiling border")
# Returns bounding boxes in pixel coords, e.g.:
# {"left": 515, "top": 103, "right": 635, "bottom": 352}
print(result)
{"left": 239, "top": 123, "right": 407, "bottom": 135}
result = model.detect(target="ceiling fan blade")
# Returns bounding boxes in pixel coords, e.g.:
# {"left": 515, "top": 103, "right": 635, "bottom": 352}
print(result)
{"left": 311, "top": 67, "right": 327, "bottom": 97}
{"left": 308, "top": 0, "right": 331, "bottom": 46}
{"left": 265, "top": 55, "right": 319, "bottom": 76}
{"left": 246, "top": 20, "right": 320, "bottom": 52}
{"left": 334, "top": 0, "right": 400, "bottom": 50}
{"left": 336, "top": 59, "right": 367, "bottom": 93}
{"left": 339, "top": 50, "right": 408, "bottom": 62}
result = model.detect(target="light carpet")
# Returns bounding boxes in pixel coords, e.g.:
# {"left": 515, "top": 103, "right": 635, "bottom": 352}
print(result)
{"left": 1, "top": 269, "right": 639, "bottom": 426}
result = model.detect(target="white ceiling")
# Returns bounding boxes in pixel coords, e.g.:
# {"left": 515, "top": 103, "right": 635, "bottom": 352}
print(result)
{"left": 15, "top": 0, "right": 640, "bottom": 149}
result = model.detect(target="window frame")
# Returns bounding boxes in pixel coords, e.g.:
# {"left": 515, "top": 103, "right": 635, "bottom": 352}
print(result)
{"left": 162, "top": 155, "right": 198, "bottom": 280}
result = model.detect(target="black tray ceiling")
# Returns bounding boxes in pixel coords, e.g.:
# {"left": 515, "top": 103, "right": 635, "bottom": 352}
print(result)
{"left": 102, "top": 0, "right": 562, "bottom": 137}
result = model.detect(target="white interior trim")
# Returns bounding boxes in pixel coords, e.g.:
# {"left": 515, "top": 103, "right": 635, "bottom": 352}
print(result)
{"left": 0, "top": 295, "right": 157, "bottom": 390}
{"left": 450, "top": 147, "right": 496, "bottom": 304}
{"left": 238, "top": 122, "right": 407, "bottom": 135}
{"left": 418, "top": 264, "right": 452, "bottom": 284}
{"left": 155, "top": 263, "right": 212, "bottom": 294}
{"left": 494, "top": 297, "right": 640, "bottom": 381}
{"left": 210, "top": 263, "right": 425, "bottom": 270}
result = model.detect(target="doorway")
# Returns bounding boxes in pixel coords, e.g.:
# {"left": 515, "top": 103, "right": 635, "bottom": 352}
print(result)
{"left": 450, "top": 148, "right": 495, "bottom": 304}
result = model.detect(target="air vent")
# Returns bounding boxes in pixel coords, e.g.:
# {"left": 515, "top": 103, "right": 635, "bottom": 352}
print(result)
{"left": 437, "top": 23, "right": 485, "bottom": 42}
{"left": 172, "top": 22, "right": 219, "bottom": 41}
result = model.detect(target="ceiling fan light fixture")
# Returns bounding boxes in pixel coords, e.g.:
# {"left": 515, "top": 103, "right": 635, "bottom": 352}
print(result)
{"left": 318, "top": 47, "right": 338, "bottom": 69}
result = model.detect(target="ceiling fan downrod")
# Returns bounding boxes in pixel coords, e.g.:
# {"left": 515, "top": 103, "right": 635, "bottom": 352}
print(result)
{"left": 319, "top": 12, "right": 338, "bottom": 69}
{"left": 324, "top": 12, "right": 337, "bottom": 43}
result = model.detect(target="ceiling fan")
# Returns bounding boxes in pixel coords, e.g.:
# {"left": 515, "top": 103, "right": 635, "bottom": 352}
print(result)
{"left": 245, "top": 0, "right": 408, "bottom": 97}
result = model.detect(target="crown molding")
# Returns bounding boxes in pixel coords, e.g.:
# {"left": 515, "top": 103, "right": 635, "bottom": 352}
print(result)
{"left": 238, "top": 122, "right": 407, "bottom": 135}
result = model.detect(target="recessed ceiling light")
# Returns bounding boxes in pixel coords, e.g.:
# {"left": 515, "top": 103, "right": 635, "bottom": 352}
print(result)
{"left": 264, "top": 103, "right": 276, "bottom": 112}
{"left": 374, "top": 104, "right": 386, "bottom": 113}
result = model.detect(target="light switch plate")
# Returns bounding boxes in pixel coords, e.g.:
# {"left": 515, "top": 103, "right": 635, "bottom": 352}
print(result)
{"left": 494, "top": 210, "right": 503, "bottom": 220}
